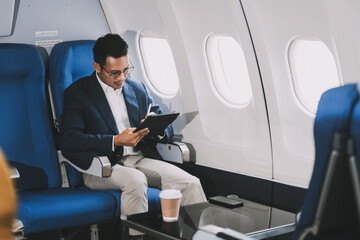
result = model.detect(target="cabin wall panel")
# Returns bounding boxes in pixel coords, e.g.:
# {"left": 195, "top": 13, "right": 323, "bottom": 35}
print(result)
{"left": 0, "top": 0, "right": 109, "bottom": 53}
{"left": 324, "top": 0, "right": 360, "bottom": 85}
{"left": 242, "top": 0, "right": 360, "bottom": 186}
{"left": 169, "top": 0, "right": 272, "bottom": 179}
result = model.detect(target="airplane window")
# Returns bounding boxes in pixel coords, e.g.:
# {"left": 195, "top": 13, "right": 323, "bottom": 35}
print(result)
{"left": 289, "top": 38, "right": 341, "bottom": 114}
{"left": 206, "top": 34, "right": 253, "bottom": 107}
{"left": 139, "top": 37, "right": 180, "bottom": 97}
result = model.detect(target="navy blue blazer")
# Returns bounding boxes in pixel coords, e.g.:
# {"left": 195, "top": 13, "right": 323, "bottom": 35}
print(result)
{"left": 60, "top": 72, "right": 173, "bottom": 170}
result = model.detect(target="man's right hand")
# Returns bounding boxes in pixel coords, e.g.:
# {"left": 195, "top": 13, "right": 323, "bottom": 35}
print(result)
{"left": 114, "top": 128, "right": 149, "bottom": 147}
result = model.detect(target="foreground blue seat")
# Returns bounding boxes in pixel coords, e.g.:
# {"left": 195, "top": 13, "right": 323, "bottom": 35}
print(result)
{"left": 0, "top": 44, "right": 118, "bottom": 235}
{"left": 221, "top": 85, "right": 360, "bottom": 240}
{"left": 293, "top": 84, "right": 360, "bottom": 239}
{"left": 49, "top": 40, "right": 161, "bottom": 216}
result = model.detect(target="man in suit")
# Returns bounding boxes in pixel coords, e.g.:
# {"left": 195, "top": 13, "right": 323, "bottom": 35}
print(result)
{"left": 60, "top": 34, "right": 206, "bottom": 238}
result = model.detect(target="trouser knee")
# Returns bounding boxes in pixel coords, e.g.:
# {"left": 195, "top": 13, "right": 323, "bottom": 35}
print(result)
{"left": 128, "top": 172, "right": 148, "bottom": 196}
{"left": 188, "top": 176, "right": 202, "bottom": 190}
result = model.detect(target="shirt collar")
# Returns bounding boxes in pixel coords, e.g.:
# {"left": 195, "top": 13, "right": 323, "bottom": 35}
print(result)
{"left": 96, "top": 72, "right": 122, "bottom": 94}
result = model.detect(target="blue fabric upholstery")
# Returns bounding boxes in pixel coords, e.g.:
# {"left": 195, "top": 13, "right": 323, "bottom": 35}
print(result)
{"left": 0, "top": 44, "right": 118, "bottom": 234}
{"left": 0, "top": 44, "right": 61, "bottom": 190}
{"left": 49, "top": 40, "right": 95, "bottom": 123}
{"left": 49, "top": 40, "right": 162, "bottom": 213}
{"left": 147, "top": 188, "right": 162, "bottom": 212}
{"left": 106, "top": 188, "right": 161, "bottom": 217}
{"left": 293, "top": 84, "right": 359, "bottom": 239}
{"left": 18, "top": 188, "right": 116, "bottom": 233}
{"left": 50, "top": 40, "right": 96, "bottom": 187}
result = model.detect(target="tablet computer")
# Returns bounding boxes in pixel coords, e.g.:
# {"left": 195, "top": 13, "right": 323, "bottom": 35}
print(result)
{"left": 134, "top": 112, "right": 180, "bottom": 137}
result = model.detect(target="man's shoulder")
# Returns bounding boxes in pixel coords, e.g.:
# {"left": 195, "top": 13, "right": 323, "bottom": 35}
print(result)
{"left": 64, "top": 73, "right": 95, "bottom": 94}
{"left": 125, "top": 78, "right": 146, "bottom": 92}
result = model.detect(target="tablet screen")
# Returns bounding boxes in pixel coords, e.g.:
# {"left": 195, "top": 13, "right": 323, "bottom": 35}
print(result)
{"left": 134, "top": 112, "right": 179, "bottom": 137}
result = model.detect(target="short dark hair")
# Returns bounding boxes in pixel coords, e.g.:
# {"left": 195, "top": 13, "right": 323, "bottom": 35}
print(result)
{"left": 93, "top": 34, "right": 128, "bottom": 67}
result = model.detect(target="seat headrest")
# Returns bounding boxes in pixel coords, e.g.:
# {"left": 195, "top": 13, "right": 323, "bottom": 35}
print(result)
{"left": 0, "top": 44, "right": 44, "bottom": 80}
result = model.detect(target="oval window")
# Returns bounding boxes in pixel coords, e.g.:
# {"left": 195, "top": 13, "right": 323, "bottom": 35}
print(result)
{"left": 206, "top": 34, "right": 253, "bottom": 107}
{"left": 288, "top": 38, "right": 341, "bottom": 113}
{"left": 139, "top": 37, "right": 180, "bottom": 97}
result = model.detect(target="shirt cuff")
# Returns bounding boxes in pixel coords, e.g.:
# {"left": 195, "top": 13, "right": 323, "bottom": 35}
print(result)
{"left": 112, "top": 136, "right": 115, "bottom": 152}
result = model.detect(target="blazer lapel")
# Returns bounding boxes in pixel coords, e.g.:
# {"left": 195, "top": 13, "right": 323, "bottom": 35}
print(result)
{"left": 87, "top": 73, "right": 119, "bottom": 134}
{"left": 122, "top": 81, "right": 139, "bottom": 127}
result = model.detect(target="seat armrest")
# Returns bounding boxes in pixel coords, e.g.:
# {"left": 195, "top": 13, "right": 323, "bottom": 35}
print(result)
{"left": 8, "top": 167, "right": 19, "bottom": 179}
{"left": 156, "top": 141, "right": 190, "bottom": 164}
{"left": 247, "top": 223, "right": 296, "bottom": 239}
{"left": 57, "top": 150, "right": 112, "bottom": 178}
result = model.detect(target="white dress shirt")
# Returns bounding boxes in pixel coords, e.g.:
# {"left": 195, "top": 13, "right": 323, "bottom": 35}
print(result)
{"left": 96, "top": 73, "right": 139, "bottom": 156}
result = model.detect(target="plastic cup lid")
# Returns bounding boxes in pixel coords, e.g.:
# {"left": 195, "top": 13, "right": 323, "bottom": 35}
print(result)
{"left": 159, "top": 189, "right": 182, "bottom": 199}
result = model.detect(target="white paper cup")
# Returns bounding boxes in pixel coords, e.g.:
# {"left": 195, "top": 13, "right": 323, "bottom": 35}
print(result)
{"left": 159, "top": 190, "right": 182, "bottom": 222}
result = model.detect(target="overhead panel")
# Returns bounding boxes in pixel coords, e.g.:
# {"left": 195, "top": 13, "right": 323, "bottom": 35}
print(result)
{"left": 0, "top": 0, "right": 15, "bottom": 36}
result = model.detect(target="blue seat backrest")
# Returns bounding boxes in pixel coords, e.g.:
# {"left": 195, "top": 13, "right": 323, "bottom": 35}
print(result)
{"left": 293, "top": 84, "right": 359, "bottom": 239}
{"left": 49, "top": 40, "right": 95, "bottom": 187}
{"left": 0, "top": 44, "right": 61, "bottom": 190}
{"left": 49, "top": 40, "right": 95, "bottom": 121}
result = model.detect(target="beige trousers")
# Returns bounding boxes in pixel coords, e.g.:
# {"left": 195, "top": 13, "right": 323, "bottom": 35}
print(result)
{"left": 83, "top": 154, "right": 206, "bottom": 235}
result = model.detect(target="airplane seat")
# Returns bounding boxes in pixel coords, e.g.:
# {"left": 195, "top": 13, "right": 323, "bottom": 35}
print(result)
{"left": 0, "top": 43, "right": 117, "bottom": 235}
{"left": 293, "top": 83, "right": 360, "bottom": 240}
{"left": 49, "top": 40, "right": 97, "bottom": 187}
{"left": 49, "top": 40, "right": 161, "bottom": 216}
{"left": 242, "top": 84, "right": 360, "bottom": 240}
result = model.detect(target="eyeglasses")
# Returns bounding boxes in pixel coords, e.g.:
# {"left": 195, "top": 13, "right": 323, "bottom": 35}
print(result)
{"left": 102, "top": 61, "right": 134, "bottom": 79}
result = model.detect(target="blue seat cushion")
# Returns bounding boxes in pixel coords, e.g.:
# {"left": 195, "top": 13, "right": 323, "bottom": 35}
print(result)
{"left": 147, "top": 188, "right": 162, "bottom": 212}
{"left": 106, "top": 188, "right": 161, "bottom": 217}
{"left": 17, "top": 188, "right": 117, "bottom": 233}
